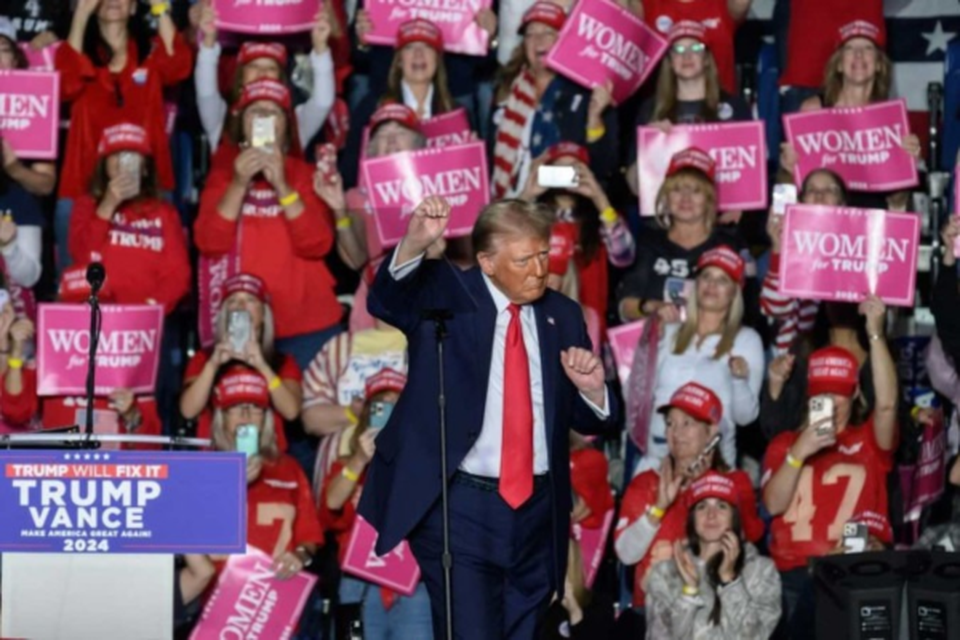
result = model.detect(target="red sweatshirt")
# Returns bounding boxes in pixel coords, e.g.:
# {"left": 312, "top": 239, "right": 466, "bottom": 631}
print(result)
{"left": 1, "top": 364, "right": 162, "bottom": 451}
{"left": 55, "top": 34, "right": 193, "bottom": 199}
{"left": 194, "top": 150, "right": 338, "bottom": 338}
{"left": 570, "top": 447, "right": 614, "bottom": 530}
{"left": 68, "top": 196, "right": 191, "bottom": 315}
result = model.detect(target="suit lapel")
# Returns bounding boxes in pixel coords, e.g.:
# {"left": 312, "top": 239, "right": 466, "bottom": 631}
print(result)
{"left": 534, "top": 299, "right": 557, "bottom": 446}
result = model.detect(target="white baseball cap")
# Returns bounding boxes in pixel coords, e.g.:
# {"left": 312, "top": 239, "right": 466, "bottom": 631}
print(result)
{"left": 0, "top": 17, "right": 18, "bottom": 44}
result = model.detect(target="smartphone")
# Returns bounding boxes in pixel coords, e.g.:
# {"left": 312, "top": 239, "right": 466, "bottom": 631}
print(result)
{"left": 772, "top": 183, "right": 798, "bottom": 216}
{"left": 251, "top": 115, "right": 276, "bottom": 150}
{"left": 686, "top": 433, "right": 722, "bottom": 476}
{"left": 842, "top": 522, "right": 869, "bottom": 553}
{"left": 236, "top": 424, "right": 259, "bottom": 458}
{"left": 809, "top": 395, "right": 836, "bottom": 436}
{"left": 537, "top": 165, "right": 578, "bottom": 189}
{"left": 368, "top": 400, "right": 395, "bottom": 433}
{"left": 118, "top": 151, "right": 142, "bottom": 196}
{"left": 318, "top": 143, "right": 337, "bottom": 174}
{"left": 228, "top": 310, "right": 252, "bottom": 354}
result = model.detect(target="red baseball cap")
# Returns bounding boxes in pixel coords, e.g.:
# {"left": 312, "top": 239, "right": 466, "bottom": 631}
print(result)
{"left": 519, "top": 1, "right": 566, "bottom": 33}
{"left": 237, "top": 42, "right": 288, "bottom": 68}
{"left": 222, "top": 273, "right": 268, "bottom": 303}
{"left": 686, "top": 471, "right": 738, "bottom": 506}
{"left": 657, "top": 382, "right": 723, "bottom": 425}
{"left": 232, "top": 78, "right": 291, "bottom": 115}
{"left": 548, "top": 222, "right": 577, "bottom": 276}
{"left": 369, "top": 103, "right": 421, "bottom": 134}
{"left": 666, "top": 146, "right": 716, "bottom": 181}
{"left": 397, "top": 19, "right": 443, "bottom": 51}
{"left": 837, "top": 20, "right": 885, "bottom": 49}
{"left": 365, "top": 368, "right": 407, "bottom": 398}
{"left": 98, "top": 123, "right": 152, "bottom": 158}
{"left": 668, "top": 20, "right": 707, "bottom": 45}
{"left": 213, "top": 365, "right": 270, "bottom": 410}
{"left": 697, "top": 245, "right": 745, "bottom": 285}
{"left": 849, "top": 510, "right": 891, "bottom": 541}
{"left": 807, "top": 345, "right": 859, "bottom": 398}
{"left": 543, "top": 142, "right": 589, "bottom": 166}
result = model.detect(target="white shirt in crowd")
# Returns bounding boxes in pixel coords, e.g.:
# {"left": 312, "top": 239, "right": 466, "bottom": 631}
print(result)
{"left": 401, "top": 81, "right": 434, "bottom": 120}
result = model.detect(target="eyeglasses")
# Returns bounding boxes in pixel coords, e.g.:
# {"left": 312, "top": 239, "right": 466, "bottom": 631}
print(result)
{"left": 670, "top": 42, "right": 706, "bottom": 56}
{"left": 226, "top": 404, "right": 266, "bottom": 419}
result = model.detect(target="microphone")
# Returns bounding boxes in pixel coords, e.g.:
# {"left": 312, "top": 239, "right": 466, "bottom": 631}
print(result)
{"left": 86, "top": 262, "right": 106, "bottom": 295}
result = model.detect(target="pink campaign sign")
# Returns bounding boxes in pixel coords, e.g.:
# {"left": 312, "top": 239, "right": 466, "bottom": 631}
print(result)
{"left": 422, "top": 108, "right": 473, "bottom": 149}
{"left": 19, "top": 43, "right": 60, "bottom": 71}
{"left": 784, "top": 99, "right": 918, "bottom": 192}
{"left": 342, "top": 514, "right": 421, "bottom": 596}
{"left": 215, "top": 0, "right": 319, "bottom": 34}
{"left": 779, "top": 204, "right": 920, "bottom": 307}
{"left": 191, "top": 547, "right": 317, "bottom": 640}
{"left": 607, "top": 320, "right": 646, "bottom": 388}
{"left": 545, "top": 0, "right": 667, "bottom": 105}
{"left": 365, "top": 0, "right": 491, "bottom": 55}
{"left": 0, "top": 70, "right": 60, "bottom": 160}
{"left": 361, "top": 140, "right": 489, "bottom": 247}
{"left": 636, "top": 121, "right": 768, "bottom": 215}
{"left": 572, "top": 508, "right": 614, "bottom": 589}
{"left": 36, "top": 304, "right": 165, "bottom": 396}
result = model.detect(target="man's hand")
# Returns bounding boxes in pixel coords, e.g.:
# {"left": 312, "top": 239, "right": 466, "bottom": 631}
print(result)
{"left": 396, "top": 196, "right": 450, "bottom": 264}
{"left": 561, "top": 347, "right": 605, "bottom": 409}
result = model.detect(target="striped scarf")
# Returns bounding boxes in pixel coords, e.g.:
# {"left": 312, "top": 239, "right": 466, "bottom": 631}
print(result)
{"left": 492, "top": 68, "right": 538, "bottom": 198}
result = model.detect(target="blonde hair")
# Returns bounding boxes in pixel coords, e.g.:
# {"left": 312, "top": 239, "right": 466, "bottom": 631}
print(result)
{"left": 495, "top": 44, "right": 529, "bottom": 103}
{"left": 214, "top": 296, "right": 277, "bottom": 362}
{"left": 822, "top": 44, "right": 892, "bottom": 107}
{"left": 652, "top": 48, "right": 721, "bottom": 122}
{"left": 211, "top": 407, "right": 280, "bottom": 461}
{"left": 654, "top": 170, "right": 718, "bottom": 232}
{"left": 672, "top": 276, "right": 744, "bottom": 359}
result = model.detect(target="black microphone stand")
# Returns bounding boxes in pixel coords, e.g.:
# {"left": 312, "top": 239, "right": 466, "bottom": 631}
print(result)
{"left": 82, "top": 264, "right": 105, "bottom": 448}
{"left": 423, "top": 308, "right": 454, "bottom": 640}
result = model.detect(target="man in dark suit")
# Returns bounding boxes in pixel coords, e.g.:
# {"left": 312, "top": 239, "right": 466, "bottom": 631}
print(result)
{"left": 359, "top": 196, "right": 618, "bottom": 639}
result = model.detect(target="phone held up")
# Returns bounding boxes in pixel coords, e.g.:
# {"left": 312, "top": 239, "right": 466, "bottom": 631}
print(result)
{"left": 538, "top": 165, "right": 578, "bottom": 189}
{"left": 809, "top": 395, "right": 835, "bottom": 437}
{"left": 117, "top": 151, "right": 142, "bottom": 197}
{"left": 368, "top": 401, "right": 395, "bottom": 435}
{"left": 772, "top": 183, "right": 797, "bottom": 217}
{"left": 228, "top": 310, "right": 252, "bottom": 355}
{"left": 236, "top": 424, "right": 259, "bottom": 458}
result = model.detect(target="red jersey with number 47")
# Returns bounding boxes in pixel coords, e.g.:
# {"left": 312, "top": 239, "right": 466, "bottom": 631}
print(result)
{"left": 762, "top": 419, "right": 893, "bottom": 572}
{"left": 246, "top": 455, "right": 324, "bottom": 560}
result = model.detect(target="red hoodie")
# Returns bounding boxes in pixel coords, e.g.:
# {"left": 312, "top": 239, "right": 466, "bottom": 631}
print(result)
{"left": 68, "top": 196, "right": 191, "bottom": 315}
{"left": 194, "top": 149, "right": 339, "bottom": 338}
{"left": 55, "top": 34, "right": 193, "bottom": 199}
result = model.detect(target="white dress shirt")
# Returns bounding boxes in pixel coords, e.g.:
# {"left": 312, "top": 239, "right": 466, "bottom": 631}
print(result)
{"left": 401, "top": 81, "right": 434, "bottom": 120}
{"left": 389, "top": 250, "right": 610, "bottom": 478}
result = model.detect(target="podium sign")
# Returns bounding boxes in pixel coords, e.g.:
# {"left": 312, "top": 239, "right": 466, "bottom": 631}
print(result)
{"left": 0, "top": 450, "right": 247, "bottom": 553}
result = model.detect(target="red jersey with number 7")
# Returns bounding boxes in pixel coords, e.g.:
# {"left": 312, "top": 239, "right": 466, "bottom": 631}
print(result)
{"left": 762, "top": 418, "right": 893, "bottom": 572}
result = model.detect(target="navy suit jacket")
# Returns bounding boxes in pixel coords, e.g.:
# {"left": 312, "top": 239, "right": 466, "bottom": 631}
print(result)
{"left": 358, "top": 253, "right": 619, "bottom": 586}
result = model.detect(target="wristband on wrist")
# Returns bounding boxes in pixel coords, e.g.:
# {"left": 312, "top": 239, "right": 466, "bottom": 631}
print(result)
{"left": 7, "top": 357, "right": 23, "bottom": 369}
{"left": 279, "top": 191, "right": 301, "bottom": 207}
{"left": 648, "top": 504, "right": 666, "bottom": 520}
{"left": 786, "top": 452, "right": 803, "bottom": 469}
{"left": 268, "top": 376, "right": 282, "bottom": 391}
{"left": 599, "top": 206, "right": 618, "bottom": 224}
{"left": 150, "top": 2, "right": 171, "bottom": 15}
{"left": 341, "top": 466, "right": 360, "bottom": 482}
{"left": 586, "top": 125, "right": 606, "bottom": 142}
{"left": 681, "top": 585, "right": 699, "bottom": 597}
{"left": 344, "top": 407, "right": 359, "bottom": 425}
{"left": 869, "top": 333, "right": 883, "bottom": 342}
{"left": 336, "top": 216, "right": 352, "bottom": 230}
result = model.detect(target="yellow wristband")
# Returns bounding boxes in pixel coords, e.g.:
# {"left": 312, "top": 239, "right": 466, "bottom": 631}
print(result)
{"left": 279, "top": 191, "right": 301, "bottom": 207}
{"left": 268, "top": 376, "right": 282, "bottom": 391}
{"left": 336, "top": 217, "right": 352, "bottom": 230}
{"left": 150, "top": 2, "right": 170, "bottom": 15}
{"left": 344, "top": 407, "right": 359, "bottom": 426}
{"left": 341, "top": 466, "right": 360, "bottom": 482}
{"left": 786, "top": 452, "right": 803, "bottom": 469}
{"left": 681, "top": 585, "right": 699, "bottom": 597}
{"left": 599, "top": 206, "right": 618, "bottom": 224}
{"left": 586, "top": 125, "right": 606, "bottom": 142}
{"left": 648, "top": 505, "right": 665, "bottom": 520}
{"left": 7, "top": 357, "right": 23, "bottom": 370}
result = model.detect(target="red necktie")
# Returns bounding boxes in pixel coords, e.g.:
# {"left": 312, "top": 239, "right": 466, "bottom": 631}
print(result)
{"left": 500, "top": 303, "right": 534, "bottom": 509}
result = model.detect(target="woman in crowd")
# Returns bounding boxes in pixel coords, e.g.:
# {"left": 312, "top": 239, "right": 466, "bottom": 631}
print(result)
{"left": 210, "top": 364, "right": 322, "bottom": 577}
{"left": 645, "top": 471, "right": 781, "bottom": 639}
{"left": 538, "top": 540, "right": 616, "bottom": 639}
{"left": 779, "top": 19, "right": 920, "bottom": 210}
{"left": 520, "top": 141, "right": 635, "bottom": 336}
{"left": 762, "top": 314, "right": 897, "bottom": 640}
{"left": 570, "top": 432, "right": 615, "bottom": 530}
{"left": 68, "top": 123, "right": 190, "bottom": 314}
{"left": 491, "top": 1, "right": 617, "bottom": 198}
{"left": 321, "top": 369, "right": 432, "bottom": 639}
{"left": 617, "top": 148, "right": 757, "bottom": 327}
{"left": 194, "top": 0, "right": 335, "bottom": 152}
{"left": 634, "top": 245, "right": 763, "bottom": 472}
{"left": 615, "top": 383, "right": 764, "bottom": 608}
{"left": 56, "top": 0, "right": 192, "bottom": 269}
{"left": 180, "top": 273, "right": 301, "bottom": 449}
{"left": 625, "top": 21, "right": 751, "bottom": 199}
{"left": 195, "top": 79, "right": 339, "bottom": 370}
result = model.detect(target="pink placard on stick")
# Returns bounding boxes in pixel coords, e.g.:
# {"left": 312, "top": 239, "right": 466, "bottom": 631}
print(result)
{"left": 573, "top": 508, "right": 614, "bottom": 589}
{"left": 783, "top": 99, "right": 918, "bottom": 192}
{"left": 197, "top": 246, "right": 241, "bottom": 349}
{"left": 607, "top": 320, "right": 646, "bottom": 388}
{"left": 361, "top": 140, "right": 489, "bottom": 248}
{"left": 545, "top": 0, "right": 667, "bottom": 105}
{"left": 422, "top": 108, "right": 473, "bottom": 149}
{"left": 342, "top": 515, "right": 421, "bottom": 596}
{"left": 636, "top": 121, "right": 768, "bottom": 215}
{"left": 215, "top": 0, "right": 320, "bottom": 34}
{"left": 779, "top": 204, "right": 920, "bottom": 307}
{"left": 364, "top": 0, "right": 491, "bottom": 55}
{"left": 0, "top": 70, "right": 60, "bottom": 160}
{"left": 19, "top": 43, "right": 60, "bottom": 72}
{"left": 36, "top": 304, "right": 165, "bottom": 396}
{"left": 190, "top": 547, "right": 317, "bottom": 640}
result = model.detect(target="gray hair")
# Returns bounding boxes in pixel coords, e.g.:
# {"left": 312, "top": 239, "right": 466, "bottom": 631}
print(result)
{"left": 471, "top": 199, "right": 554, "bottom": 256}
